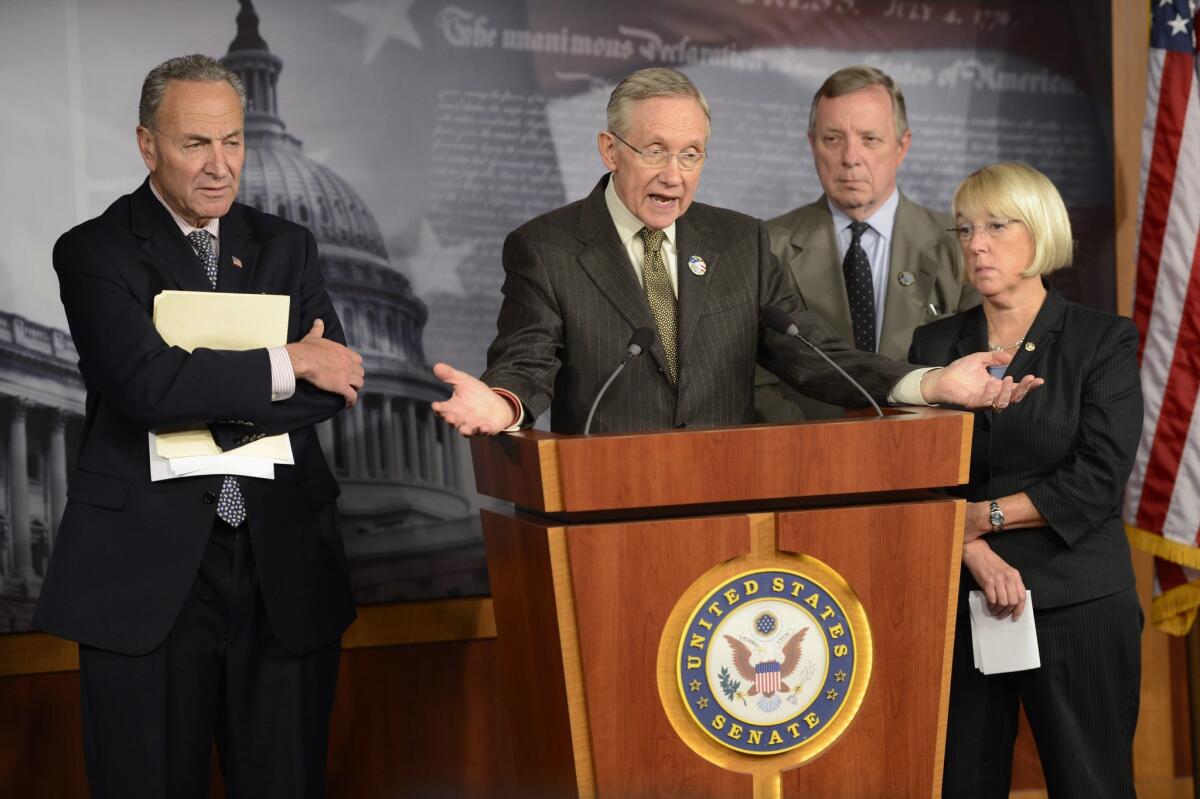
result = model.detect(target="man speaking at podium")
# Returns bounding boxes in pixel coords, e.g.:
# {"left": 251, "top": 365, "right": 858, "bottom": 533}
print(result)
{"left": 432, "top": 68, "right": 1036, "bottom": 435}
{"left": 34, "top": 55, "right": 364, "bottom": 797}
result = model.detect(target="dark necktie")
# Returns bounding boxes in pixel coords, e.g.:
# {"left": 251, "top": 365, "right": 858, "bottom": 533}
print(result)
{"left": 843, "top": 221, "right": 876, "bottom": 353}
{"left": 638, "top": 227, "right": 678, "bottom": 383}
{"left": 186, "top": 229, "right": 246, "bottom": 528}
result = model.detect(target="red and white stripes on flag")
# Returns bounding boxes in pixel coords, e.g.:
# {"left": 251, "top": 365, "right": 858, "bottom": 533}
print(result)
{"left": 1124, "top": 0, "right": 1200, "bottom": 636}
{"left": 755, "top": 661, "right": 782, "bottom": 695}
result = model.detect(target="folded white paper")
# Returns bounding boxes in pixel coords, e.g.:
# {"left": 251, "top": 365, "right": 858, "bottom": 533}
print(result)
{"left": 968, "top": 590, "right": 1041, "bottom": 675}
{"left": 148, "top": 432, "right": 285, "bottom": 482}
{"left": 169, "top": 455, "right": 282, "bottom": 478}
{"left": 150, "top": 290, "right": 293, "bottom": 464}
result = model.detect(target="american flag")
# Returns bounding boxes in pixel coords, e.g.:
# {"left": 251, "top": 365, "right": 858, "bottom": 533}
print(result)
{"left": 1124, "top": 0, "right": 1200, "bottom": 636}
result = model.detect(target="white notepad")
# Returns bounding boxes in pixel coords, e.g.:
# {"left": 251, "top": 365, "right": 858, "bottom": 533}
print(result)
{"left": 968, "top": 590, "right": 1041, "bottom": 675}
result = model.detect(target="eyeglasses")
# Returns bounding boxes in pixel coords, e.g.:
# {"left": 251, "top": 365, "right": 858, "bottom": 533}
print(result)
{"left": 948, "top": 219, "right": 1023, "bottom": 242}
{"left": 609, "top": 131, "right": 707, "bottom": 171}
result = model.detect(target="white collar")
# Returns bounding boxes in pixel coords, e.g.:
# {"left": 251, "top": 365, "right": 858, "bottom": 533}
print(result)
{"left": 148, "top": 178, "right": 221, "bottom": 240}
{"left": 604, "top": 175, "right": 677, "bottom": 248}
{"left": 826, "top": 188, "right": 900, "bottom": 241}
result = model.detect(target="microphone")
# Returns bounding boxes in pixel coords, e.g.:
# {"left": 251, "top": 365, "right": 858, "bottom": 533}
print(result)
{"left": 762, "top": 306, "right": 884, "bottom": 419}
{"left": 583, "top": 326, "right": 656, "bottom": 435}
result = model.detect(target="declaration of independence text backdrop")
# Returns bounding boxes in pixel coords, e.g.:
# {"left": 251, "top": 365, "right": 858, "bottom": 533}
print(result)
{"left": 0, "top": 0, "right": 1112, "bottom": 630}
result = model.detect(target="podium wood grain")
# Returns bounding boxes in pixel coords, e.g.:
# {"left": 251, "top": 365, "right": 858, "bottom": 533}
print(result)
{"left": 483, "top": 512, "right": 582, "bottom": 797}
{"left": 777, "top": 500, "right": 963, "bottom": 798}
{"left": 475, "top": 410, "right": 972, "bottom": 798}
{"left": 472, "top": 409, "right": 970, "bottom": 514}
{"left": 567, "top": 515, "right": 753, "bottom": 799}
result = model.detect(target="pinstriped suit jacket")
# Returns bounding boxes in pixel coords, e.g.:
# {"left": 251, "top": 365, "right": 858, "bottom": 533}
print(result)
{"left": 480, "top": 175, "right": 912, "bottom": 434}
{"left": 908, "top": 286, "right": 1143, "bottom": 609}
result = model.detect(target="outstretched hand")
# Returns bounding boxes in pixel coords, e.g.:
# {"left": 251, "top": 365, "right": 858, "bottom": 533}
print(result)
{"left": 431, "top": 363, "right": 516, "bottom": 436}
{"left": 285, "top": 319, "right": 364, "bottom": 407}
{"left": 920, "top": 350, "right": 1044, "bottom": 409}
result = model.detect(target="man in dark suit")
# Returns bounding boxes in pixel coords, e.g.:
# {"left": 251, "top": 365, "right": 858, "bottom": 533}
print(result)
{"left": 757, "top": 66, "right": 980, "bottom": 422}
{"left": 432, "top": 68, "right": 1036, "bottom": 436}
{"left": 33, "top": 54, "right": 364, "bottom": 797}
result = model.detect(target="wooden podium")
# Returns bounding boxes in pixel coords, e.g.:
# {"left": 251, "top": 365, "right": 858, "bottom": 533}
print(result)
{"left": 471, "top": 408, "right": 971, "bottom": 799}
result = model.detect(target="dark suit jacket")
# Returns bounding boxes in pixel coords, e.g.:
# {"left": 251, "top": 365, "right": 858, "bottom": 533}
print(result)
{"left": 908, "top": 286, "right": 1142, "bottom": 608}
{"left": 757, "top": 193, "right": 979, "bottom": 421}
{"left": 480, "top": 175, "right": 911, "bottom": 434}
{"left": 33, "top": 180, "right": 356, "bottom": 656}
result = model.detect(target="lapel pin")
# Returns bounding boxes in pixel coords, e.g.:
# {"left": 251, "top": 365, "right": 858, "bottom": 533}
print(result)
{"left": 1024, "top": 341, "right": 1036, "bottom": 352}
{"left": 232, "top": 256, "right": 243, "bottom": 269}
{"left": 687, "top": 255, "right": 707, "bottom": 276}
{"left": 898, "top": 270, "right": 915, "bottom": 286}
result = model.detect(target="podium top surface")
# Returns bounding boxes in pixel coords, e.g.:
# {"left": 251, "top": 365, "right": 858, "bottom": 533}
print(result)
{"left": 469, "top": 407, "right": 972, "bottom": 515}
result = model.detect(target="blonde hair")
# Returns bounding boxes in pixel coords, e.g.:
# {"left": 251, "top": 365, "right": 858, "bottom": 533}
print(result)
{"left": 952, "top": 162, "right": 1073, "bottom": 276}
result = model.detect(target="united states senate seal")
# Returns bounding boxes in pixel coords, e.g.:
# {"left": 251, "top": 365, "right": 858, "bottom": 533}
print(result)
{"left": 675, "top": 567, "right": 865, "bottom": 757}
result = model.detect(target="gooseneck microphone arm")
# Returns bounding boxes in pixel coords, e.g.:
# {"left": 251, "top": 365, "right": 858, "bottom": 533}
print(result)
{"left": 762, "top": 306, "right": 884, "bottom": 419}
{"left": 583, "top": 326, "right": 657, "bottom": 435}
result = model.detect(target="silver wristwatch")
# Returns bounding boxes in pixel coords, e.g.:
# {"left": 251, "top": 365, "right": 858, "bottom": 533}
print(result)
{"left": 988, "top": 500, "right": 1005, "bottom": 534}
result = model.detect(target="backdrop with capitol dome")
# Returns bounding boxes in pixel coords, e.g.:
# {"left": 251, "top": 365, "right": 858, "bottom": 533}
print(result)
{"left": 4, "top": 2, "right": 1177, "bottom": 797}
{"left": 0, "top": 0, "right": 1115, "bottom": 633}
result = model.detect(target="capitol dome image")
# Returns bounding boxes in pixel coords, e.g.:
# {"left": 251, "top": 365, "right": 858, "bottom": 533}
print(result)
{"left": 222, "top": 0, "right": 483, "bottom": 602}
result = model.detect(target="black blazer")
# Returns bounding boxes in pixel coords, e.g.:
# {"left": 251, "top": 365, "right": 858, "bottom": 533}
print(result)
{"left": 908, "top": 286, "right": 1143, "bottom": 608}
{"left": 33, "top": 180, "right": 356, "bottom": 656}
{"left": 480, "top": 175, "right": 912, "bottom": 433}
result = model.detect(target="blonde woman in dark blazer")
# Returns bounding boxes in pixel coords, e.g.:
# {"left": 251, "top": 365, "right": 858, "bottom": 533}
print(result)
{"left": 908, "top": 162, "right": 1143, "bottom": 798}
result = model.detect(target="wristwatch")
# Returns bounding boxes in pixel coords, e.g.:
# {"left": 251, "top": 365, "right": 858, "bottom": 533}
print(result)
{"left": 988, "top": 500, "right": 1005, "bottom": 534}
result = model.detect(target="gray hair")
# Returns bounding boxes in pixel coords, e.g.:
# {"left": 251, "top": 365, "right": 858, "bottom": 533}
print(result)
{"left": 606, "top": 68, "right": 711, "bottom": 141}
{"left": 808, "top": 65, "right": 909, "bottom": 140}
{"left": 138, "top": 54, "right": 246, "bottom": 129}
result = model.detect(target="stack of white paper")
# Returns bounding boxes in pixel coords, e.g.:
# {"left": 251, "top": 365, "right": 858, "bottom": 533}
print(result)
{"left": 148, "top": 432, "right": 293, "bottom": 481}
{"left": 968, "top": 590, "right": 1041, "bottom": 675}
{"left": 148, "top": 291, "right": 293, "bottom": 482}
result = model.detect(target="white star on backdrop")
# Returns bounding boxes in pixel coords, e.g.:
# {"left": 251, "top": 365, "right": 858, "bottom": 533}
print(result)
{"left": 334, "top": 0, "right": 422, "bottom": 64}
{"left": 402, "top": 218, "right": 473, "bottom": 297}
{"left": 1168, "top": 12, "right": 1190, "bottom": 34}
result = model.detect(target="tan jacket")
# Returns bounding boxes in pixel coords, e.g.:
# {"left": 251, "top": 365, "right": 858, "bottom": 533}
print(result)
{"left": 755, "top": 193, "right": 980, "bottom": 421}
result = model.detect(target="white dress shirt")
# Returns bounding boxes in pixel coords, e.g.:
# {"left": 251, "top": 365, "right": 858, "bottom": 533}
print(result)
{"left": 828, "top": 188, "right": 900, "bottom": 351}
{"left": 605, "top": 177, "right": 680, "bottom": 296}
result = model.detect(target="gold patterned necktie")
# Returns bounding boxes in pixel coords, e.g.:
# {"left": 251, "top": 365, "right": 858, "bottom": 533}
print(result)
{"left": 638, "top": 226, "right": 678, "bottom": 383}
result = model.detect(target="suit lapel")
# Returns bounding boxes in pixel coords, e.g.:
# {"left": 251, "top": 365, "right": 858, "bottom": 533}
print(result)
{"left": 948, "top": 285, "right": 1061, "bottom": 385}
{"left": 951, "top": 305, "right": 988, "bottom": 362}
{"left": 787, "top": 200, "right": 854, "bottom": 339}
{"left": 1002, "top": 284, "right": 1064, "bottom": 381}
{"left": 573, "top": 178, "right": 668, "bottom": 376}
{"left": 216, "top": 206, "right": 259, "bottom": 294}
{"left": 130, "top": 180, "right": 213, "bottom": 293}
{"left": 880, "top": 195, "right": 943, "bottom": 357}
{"left": 674, "top": 211, "right": 718, "bottom": 388}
